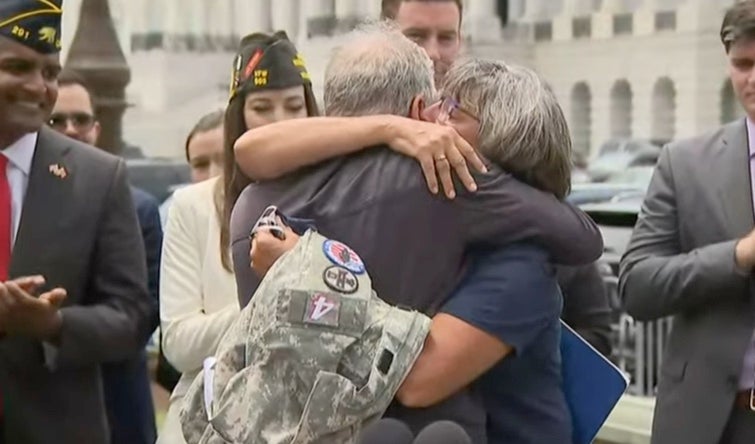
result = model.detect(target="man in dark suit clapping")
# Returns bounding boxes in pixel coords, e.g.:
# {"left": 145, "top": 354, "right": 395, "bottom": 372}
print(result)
{"left": 0, "top": 1, "right": 153, "bottom": 443}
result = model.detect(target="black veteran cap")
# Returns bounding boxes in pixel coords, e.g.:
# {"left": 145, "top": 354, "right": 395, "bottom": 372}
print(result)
{"left": 229, "top": 30, "right": 311, "bottom": 101}
{"left": 0, "top": 0, "right": 63, "bottom": 54}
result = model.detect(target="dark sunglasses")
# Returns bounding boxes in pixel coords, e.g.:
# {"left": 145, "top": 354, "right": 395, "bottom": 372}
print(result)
{"left": 48, "top": 112, "right": 95, "bottom": 131}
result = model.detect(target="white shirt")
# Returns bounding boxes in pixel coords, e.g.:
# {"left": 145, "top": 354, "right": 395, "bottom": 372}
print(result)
{"left": 1, "top": 133, "right": 58, "bottom": 368}
{"left": 3, "top": 132, "right": 37, "bottom": 248}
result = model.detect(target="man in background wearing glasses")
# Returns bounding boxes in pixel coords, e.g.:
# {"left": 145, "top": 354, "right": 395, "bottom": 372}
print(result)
{"left": 47, "top": 69, "right": 161, "bottom": 444}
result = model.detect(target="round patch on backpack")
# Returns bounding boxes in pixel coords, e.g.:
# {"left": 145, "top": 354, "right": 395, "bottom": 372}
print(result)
{"left": 323, "top": 266, "right": 359, "bottom": 294}
{"left": 322, "top": 240, "right": 365, "bottom": 275}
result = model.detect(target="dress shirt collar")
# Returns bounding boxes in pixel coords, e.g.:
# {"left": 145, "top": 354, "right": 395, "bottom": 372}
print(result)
{"left": 746, "top": 118, "right": 755, "bottom": 158}
{"left": 2, "top": 132, "right": 37, "bottom": 175}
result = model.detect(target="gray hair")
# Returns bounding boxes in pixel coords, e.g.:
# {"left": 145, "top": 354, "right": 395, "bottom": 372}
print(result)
{"left": 442, "top": 58, "right": 572, "bottom": 198}
{"left": 324, "top": 20, "right": 436, "bottom": 117}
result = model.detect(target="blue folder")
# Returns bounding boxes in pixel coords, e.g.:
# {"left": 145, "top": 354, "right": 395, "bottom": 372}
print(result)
{"left": 560, "top": 321, "right": 629, "bottom": 444}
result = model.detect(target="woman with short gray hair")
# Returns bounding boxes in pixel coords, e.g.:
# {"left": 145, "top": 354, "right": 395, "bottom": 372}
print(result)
{"left": 437, "top": 58, "right": 572, "bottom": 199}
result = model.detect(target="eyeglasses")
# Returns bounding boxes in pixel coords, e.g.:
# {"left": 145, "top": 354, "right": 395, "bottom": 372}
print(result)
{"left": 48, "top": 112, "right": 95, "bottom": 131}
{"left": 438, "top": 96, "right": 478, "bottom": 123}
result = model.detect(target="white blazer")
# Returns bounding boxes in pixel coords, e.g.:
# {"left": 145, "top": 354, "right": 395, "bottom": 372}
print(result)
{"left": 157, "top": 177, "right": 239, "bottom": 443}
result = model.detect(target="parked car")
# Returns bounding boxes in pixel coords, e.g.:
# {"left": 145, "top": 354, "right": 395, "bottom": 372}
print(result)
{"left": 125, "top": 158, "right": 191, "bottom": 203}
{"left": 568, "top": 167, "right": 649, "bottom": 205}
{"left": 588, "top": 139, "right": 661, "bottom": 182}
{"left": 594, "top": 138, "right": 661, "bottom": 159}
{"left": 571, "top": 169, "right": 591, "bottom": 185}
{"left": 605, "top": 166, "right": 654, "bottom": 191}
{"left": 568, "top": 183, "right": 643, "bottom": 206}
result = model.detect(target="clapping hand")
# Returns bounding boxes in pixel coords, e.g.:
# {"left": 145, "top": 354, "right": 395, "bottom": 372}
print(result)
{"left": 0, "top": 275, "right": 66, "bottom": 341}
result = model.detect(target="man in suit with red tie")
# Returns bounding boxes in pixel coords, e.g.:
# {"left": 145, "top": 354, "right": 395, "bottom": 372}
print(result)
{"left": 0, "top": 1, "right": 153, "bottom": 443}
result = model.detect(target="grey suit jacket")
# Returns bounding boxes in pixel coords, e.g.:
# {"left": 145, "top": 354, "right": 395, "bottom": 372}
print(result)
{"left": 0, "top": 128, "right": 153, "bottom": 444}
{"left": 619, "top": 119, "right": 755, "bottom": 444}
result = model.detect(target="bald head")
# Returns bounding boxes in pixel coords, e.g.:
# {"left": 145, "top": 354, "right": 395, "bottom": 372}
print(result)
{"left": 324, "top": 21, "right": 435, "bottom": 117}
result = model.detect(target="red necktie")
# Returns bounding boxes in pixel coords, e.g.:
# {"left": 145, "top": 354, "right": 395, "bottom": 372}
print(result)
{"left": 0, "top": 153, "right": 11, "bottom": 281}
{"left": 0, "top": 153, "right": 9, "bottom": 421}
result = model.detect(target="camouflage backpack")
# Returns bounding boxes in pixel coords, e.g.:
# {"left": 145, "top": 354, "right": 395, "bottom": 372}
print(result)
{"left": 179, "top": 230, "right": 431, "bottom": 443}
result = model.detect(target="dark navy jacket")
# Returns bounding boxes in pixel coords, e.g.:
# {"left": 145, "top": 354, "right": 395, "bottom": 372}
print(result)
{"left": 443, "top": 244, "right": 572, "bottom": 444}
{"left": 100, "top": 187, "right": 161, "bottom": 444}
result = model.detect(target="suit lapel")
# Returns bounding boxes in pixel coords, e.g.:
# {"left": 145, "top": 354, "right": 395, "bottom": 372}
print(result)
{"left": 718, "top": 119, "right": 755, "bottom": 238}
{"left": 10, "top": 127, "right": 73, "bottom": 277}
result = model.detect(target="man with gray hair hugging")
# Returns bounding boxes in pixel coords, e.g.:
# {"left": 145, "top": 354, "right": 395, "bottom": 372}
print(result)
{"left": 229, "top": 22, "right": 599, "bottom": 443}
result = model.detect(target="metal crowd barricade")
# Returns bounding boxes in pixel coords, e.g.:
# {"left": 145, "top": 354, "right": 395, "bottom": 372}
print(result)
{"left": 603, "top": 267, "right": 673, "bottom": 397}
{"left": 627, "top": 316, "right": 673, "bottom": 397}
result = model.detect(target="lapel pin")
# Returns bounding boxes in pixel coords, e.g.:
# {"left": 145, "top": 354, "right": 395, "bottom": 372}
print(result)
{"left": 48, "top": 163, "right": 67, "bottom": 179}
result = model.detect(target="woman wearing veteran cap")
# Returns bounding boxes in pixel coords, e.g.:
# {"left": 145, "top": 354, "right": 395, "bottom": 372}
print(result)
{"left": 158, "top": 31, "right": 318, "bottom": 444}
{"left": 220, "top": 30, "right": 319, "bottom": 272}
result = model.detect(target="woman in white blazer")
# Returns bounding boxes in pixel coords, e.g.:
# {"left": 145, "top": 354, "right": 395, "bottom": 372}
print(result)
{"left": 157, "top": 175, "right": 239, "bottom": 444}
{"left": 157, "top": 106, "right": 236, "bottom": 442}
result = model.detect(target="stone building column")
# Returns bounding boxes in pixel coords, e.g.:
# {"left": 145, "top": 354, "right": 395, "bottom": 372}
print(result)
{"left": 334, "top": 0, "right": 366, "bottom": 33}
{"left": 521, "top": 0, "right": 550, "bottom": 21}
{"left": 272, "top": 0, "right": 300, "bottom": 38}
{"left": 553, "top": 0, "right": 596, "bottom": 41}
{"left": 678, "top": 1, "right": 726, "bottom": 33}
{"left": 635, "top": 0, "right": 665, "bottom": 35}
{"left": 464, "top": 0, "right": 502, "bottom": 43}
{"left": 233, "top": 0, "right": 271, "bottom": 38}
{"left": 364, "top": 1, "right": 381, "bottom": 18}
{"left": 300, "top": 0, "right": 335, "bottom": 39}
{"left": 311, "top": 0, "right": 336, "bottom": 17}
{"left": 507, "top": 0, "right": 527, "bottom": 22}
{"left": 61, "top": 0, "right": 82, "bottom": 61}
{"left": 161, "top": 0, "right": 182, "bottom": 50}
{"left": 187, "top": 0, "right": 207, "bottom": 50}
{"left": 593, "top": 0, "right": 629, "bottom": 39}
{"left": 205, "top": 0, "right": 234, "bottom": 49}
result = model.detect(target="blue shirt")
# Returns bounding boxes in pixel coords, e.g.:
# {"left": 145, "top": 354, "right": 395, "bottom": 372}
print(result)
{"left": 441, "top": 244, "right": 572, "bottom": 444}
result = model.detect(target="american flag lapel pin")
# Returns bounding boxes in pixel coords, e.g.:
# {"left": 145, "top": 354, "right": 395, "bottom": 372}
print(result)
{"left": 48, "top": 163, "right": 67, "bottom": 179}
